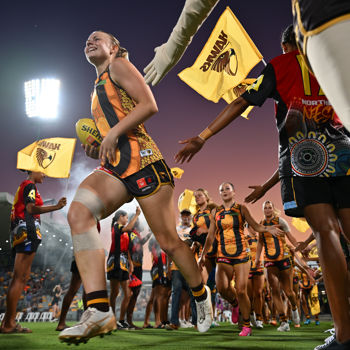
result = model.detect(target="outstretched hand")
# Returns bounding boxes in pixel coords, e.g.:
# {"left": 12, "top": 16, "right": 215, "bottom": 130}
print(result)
{"left": 244, "top": 185, "right": 266, "bottom": 204}
{"left": 174, "top": 136, "right": 205, "bottom": 163}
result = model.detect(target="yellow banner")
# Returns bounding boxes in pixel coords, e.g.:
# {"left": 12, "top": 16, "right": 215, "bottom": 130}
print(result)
{"left": 292, "top": 217, "right": 310, "bottom": 233}
{"left": 178, "top": 189, "right": 197, "bottom": 215}
{"left": 17, "top": 137, "right": 76, "bottom": 178}
{"left": 178, "top": 7, "right": 263, "bottom": 103}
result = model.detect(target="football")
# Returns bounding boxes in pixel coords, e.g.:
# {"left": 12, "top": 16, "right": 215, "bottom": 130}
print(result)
{"left": 75, "top": 118, "right": 103, "bottom": 149}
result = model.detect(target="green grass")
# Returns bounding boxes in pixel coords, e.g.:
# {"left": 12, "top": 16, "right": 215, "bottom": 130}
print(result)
{"left": 0, "top": 321, "right": 332, "bottom": 350}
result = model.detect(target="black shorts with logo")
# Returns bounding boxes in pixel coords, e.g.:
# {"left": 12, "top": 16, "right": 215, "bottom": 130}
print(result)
{"left": 281, "top": 176, "right": 350, "bottom": 217}
{"left": 97, "top": 159, "right": 174, "bottom": 199}
{"left": 13, "top": 239, "right": 41, "bottom": 254}
{"left": 264, "top": 257, "right": 292, "bottom": 271}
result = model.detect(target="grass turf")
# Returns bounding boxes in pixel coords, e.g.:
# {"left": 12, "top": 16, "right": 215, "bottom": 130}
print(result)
{"left": 0, "top": 321, "right": 332, "bottom": 350}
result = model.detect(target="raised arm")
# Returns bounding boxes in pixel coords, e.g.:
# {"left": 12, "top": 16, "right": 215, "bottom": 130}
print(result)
{"left": 144, "top": 0, "right": 220, "bottom": 86}
{"left": 175, "top": 96, "right": 250, "bottom": 163}
{"left": 122, "top": 207, "right": 141, "bottom": 232}
{"left": 241, "top": 205, "right": 283, "bottom": 237}
{"left": 244, "top": 169, "right": 280, "bottom": 203}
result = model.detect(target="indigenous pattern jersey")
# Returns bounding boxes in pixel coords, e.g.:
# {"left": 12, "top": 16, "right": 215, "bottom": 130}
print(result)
{"left": 215, "top": 203, "right": 249, "bottom": 259}
{"left": 91, "top": 67, "right": 163, "bottom": 178}
{"left": 247, "top": 235, "right": 263, "bottom": 270}
{"left": 242, "top": 50, "right": 350, "bottom": 179}
{"left": 260, "top": 217, "right": 290, "bottom": 262}
{"left": 293, "top": 0, "right": 350, "bottom": 59}
{"left": 10, "top": 180, "right": 43, "bottom": 247}
{"left": 191, "top": 208, "right": 217, "bottom": 257}
{"left": 107, "top": 223, "right": 130, "bottom": 272}
{"left": 129, "top": 230, "right": 143, "bottom": 266}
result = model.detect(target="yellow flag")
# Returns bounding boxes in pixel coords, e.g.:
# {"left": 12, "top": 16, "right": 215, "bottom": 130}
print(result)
{"left": 17, "top": 137, "right": 76, "bottom": 178}
{"left": 178, "top": 7, "right": 263, "bottom": 103}
{"left": 292, "top": 217, "right": 310, "bottom": 233}
{"left": 171, "top": 167, "right": 184, "bottom": 179}
{"left": 308, "top": 285, "right": 320, "bottom": 315}
{"left": 178, "top": 189, "right": 197, "bottom": 215}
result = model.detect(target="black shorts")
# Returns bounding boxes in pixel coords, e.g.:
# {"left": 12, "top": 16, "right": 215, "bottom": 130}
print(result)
{"left": 70, "top": 260, "right": 80, "bottom": 277}
{"left": 248, "top": 270, "right": 264, "bottom": 280}
{"left": 216, "top": 256, "right": 250, "bottom": 266}
{"left": 281, "top": 176, "right": 350, "bottom": 217}
{"left": 13, "top": 239, "right": 41, "bottom": 254}
{"left": 97, "top": 159, "right": 174, "bottom": 199}
{"left": 264, "top": 257, "right": 292, "bottom": 271}
{"left": 107, "top": 268, "right": 129, "bottom": 282}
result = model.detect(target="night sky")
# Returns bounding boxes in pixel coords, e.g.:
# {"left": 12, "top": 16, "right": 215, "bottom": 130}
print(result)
{"left": 1, "top": 1, "right": 309, "bottom": 264}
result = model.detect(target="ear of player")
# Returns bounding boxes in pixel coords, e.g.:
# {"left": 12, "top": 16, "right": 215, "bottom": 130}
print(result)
{"left": 75, "top": 118, "right": 102, "bottom": 150}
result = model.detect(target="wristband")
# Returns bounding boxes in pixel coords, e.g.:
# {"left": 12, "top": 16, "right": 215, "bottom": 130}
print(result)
{"left": 198, "top": 127, "right": 213, "bottom": 141}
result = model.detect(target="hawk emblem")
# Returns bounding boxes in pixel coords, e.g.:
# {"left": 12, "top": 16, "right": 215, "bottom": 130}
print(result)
{"left": 36, "top": 148, "right": 56, "bottom": 169}
{"left": 211, "top": 48, "right": 238, "bottom": 76}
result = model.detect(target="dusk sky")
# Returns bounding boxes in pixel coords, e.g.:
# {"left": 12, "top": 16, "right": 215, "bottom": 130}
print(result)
{"left": 1, "top": 1, "right": 310, "bottom": 265}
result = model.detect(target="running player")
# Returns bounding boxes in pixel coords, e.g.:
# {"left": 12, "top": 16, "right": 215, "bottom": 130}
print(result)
{"left": 191, "top": 189, "right": 217, "bottom": 284}
{"left": 1, "top": 171, "right": 66, "bottom": 333}
{"left": 255, "top": 201, "right": 300, "bottom": 331}
{"left": 59, "top": 30, "right": 212, "bottom": 343}
{"left": 126, "top": 217, "right": 152, "bottom": 330}
{"left": 107, "top": 209, "right": 139, "bottom": 330}
{"left": 175, "top": 24, "right": 350, "bottom": 348}
{"left": 246, "top": 225, "right": 264, "bottom": 329}
{"left": 51, "top": 285, "right": 62, "bottom": 321}
{"left": 149, "top": 235, "right": 171, "bottom": 328}
{"left": 198, "top": 182, "right": 283, "bottom": 337}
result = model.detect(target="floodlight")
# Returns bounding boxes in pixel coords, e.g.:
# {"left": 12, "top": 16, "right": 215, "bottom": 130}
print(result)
{"left": 24, "top": 78, "right": 60, "bottom": 119}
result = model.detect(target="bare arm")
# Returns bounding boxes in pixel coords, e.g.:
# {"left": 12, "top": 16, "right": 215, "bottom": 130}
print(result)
{"left": 245, "top": 169, "right": 280, "bottom": 203}
{"left": 122, "top": 207, "right": 141, "bottom": 232}
{"left": 175, "top": 97, "right": 250, "bottom": 163}
{"left": 26, "top": 197, "right": 66, "bottom": 215}
{"left": 141, "top": 231, "right": 153, "bottom": 245}
{"left": 241, "top": 205, "right": 283, "bottom": 236}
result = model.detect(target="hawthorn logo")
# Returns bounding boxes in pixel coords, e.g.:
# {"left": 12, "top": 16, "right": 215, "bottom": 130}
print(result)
{"left": 36, "top": 148, "right": 56, "bottom": 169}
{"left": 212, "top": 48, "right": 238, "bottom": 76}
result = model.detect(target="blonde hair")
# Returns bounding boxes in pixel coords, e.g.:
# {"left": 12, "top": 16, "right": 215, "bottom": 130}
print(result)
{"left": 194, "top": 188, "right": 217, "bottom": 211}
{"left": 98, "top": 30, "right": 129, "bottom": 59}
{"left": 263, "top": 200, "right": 281, "bottom": 217}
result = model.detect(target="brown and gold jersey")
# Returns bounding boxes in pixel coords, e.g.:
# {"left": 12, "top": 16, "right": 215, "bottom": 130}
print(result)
{"left": 91, "top": 67, "right": 163, "bottom": 178}
{"left": 261, "top": 216, "right": 290, "bottom": 262}
{"left": 215, "top": 203, "right": 249, "bottom": 259}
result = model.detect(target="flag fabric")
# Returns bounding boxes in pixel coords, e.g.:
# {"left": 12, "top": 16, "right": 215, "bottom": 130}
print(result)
{"left": 308, "top": 285, "right": 320, "bottom": 315}
{"left": 17, "top": 137, "right": 76, "bottom": 178}
{"left": 221, "top": 78, "right": 256, "bottom": 118}
{"left": 178, "top": 7, "right": 263, "bottom": 103}
{"left": 292, "top": 217, "right": 310, "bottom": 233}
{"left": 178, "top": 189, "right": 197, "bottom": 215}
{"left": 171, "top": 167, "right": 184, "bottom": 179}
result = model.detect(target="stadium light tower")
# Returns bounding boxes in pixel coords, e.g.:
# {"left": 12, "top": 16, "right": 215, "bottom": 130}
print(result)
{"left": 24, "top": 78, "right": 60, "bottom": 119}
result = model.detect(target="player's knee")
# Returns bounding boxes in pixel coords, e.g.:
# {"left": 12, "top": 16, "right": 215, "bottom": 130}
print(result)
{"left": 69, "top": 187, "right": 106, "bottom": 228}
